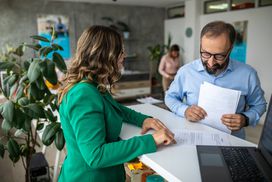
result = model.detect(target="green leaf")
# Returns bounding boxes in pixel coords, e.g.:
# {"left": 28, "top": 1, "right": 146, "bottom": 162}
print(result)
{"left": 27, "top": 59, "right": 41, "bottom": 83}
{"left": 40, "top": 47, "right": 53, "bottom": 57}
{"left": 15, "top": 85, "right": 24, "bottom": 101}
{"left": 42, "top": 122, "right": 60, "bottom": 146}
{"left": 1, "top": 119, "right": 12, "bottom": 133}
{"left": 0, "top": 62, "right": 14, "bottom": 71}
{"left": 36, "top": 123, "right": 44, "bottom": 131}
{"left": 23, "top": 60, "right": 30, "bottom": 70}
{"left": 35, "top": 76, "right": 46, "bottom": 90}
{"left": 44, "top": 108, "right": 56, "bottom": 122}
{"left": 29, "top": 83, "right": 44, "bottom": 100}
{"left": 55, "top": 129, "right": 65, "bottom": 150}
{"left": 30, "top": 35, "right": 50, "bottom": 43}
{"left": 1, "top": 101, "right": 14, "bottom": 122}
{"left": 9, "top": 82, "right": 18, "bottom": 97}
{"left": 19, "top": 75, "right": 28, "bottom": 85}
{"left": 25, "top": 44, "right": 41, "bottom": 51}
{"left": 0, "top": 143, "right": 5, "bottom": 158}
{"left": 51, "top": 44, "right": 63, "bottom": 51}
{"left": 20, "top": 144, "right": 29, "bottom": 157}
{"left": 3, "top": 75, "right": 12, "bottom": 85}
{"left": 23, "top": 119, "right": 31, "bottom": 132}
{"left": 43, "top": 59, "right": 58, "bottom": 85}
{"left": 24, "top": 103, "right": 45, "bottom": 119}
{"left": 8, "top": 74, "right": 18, "bottom": 86}
{"left": 7, "top": 138, "right": 20, "bottom": 163}
{"left": 18, "top": 97, "right": 29, "bottom": 106}
{"left": 53, "top": 52, "right": 67, "bottom": 72}
{"left": 13, "top": 108, "right": 25, "bottom": 129}
{"left": 14, "top": 45, "right": 24, "bottom": 57}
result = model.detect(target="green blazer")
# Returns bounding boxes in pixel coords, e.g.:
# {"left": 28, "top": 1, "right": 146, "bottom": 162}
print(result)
{"left": 58, "top": 82, "right": 157, "bottom": 182}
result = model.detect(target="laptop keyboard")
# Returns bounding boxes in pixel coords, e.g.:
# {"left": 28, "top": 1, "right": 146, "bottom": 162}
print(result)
{"left": 221, "top": 147, "right": 266, "bottom": 182}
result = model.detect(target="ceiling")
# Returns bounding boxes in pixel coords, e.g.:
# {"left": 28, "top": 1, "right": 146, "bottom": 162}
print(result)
{"left": 49, "top": 0, "right": 185, "bottom": 8}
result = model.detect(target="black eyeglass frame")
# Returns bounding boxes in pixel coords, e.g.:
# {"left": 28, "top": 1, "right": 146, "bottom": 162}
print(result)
{"left": 200, "top": 47, "right": 232, "bottom": 62}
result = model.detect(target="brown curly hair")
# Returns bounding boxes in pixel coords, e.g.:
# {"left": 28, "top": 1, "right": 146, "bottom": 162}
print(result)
{"left": 58, "top": 25, "right": 123, "bottom": 104}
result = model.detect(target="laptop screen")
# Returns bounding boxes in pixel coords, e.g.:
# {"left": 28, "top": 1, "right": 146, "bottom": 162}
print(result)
{"left": 259, "top": 95, "right": 272, "bottom": 167}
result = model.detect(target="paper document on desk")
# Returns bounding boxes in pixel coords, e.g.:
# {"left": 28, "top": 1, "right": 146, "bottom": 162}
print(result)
{"left": 198, "top": 82, "right": 241, "bottom": 134}
{"left": 136, "top": 97, "right": 163, "bottom": 104}
{"left": 173, "top": 129, "right": 231, "bottom": 146}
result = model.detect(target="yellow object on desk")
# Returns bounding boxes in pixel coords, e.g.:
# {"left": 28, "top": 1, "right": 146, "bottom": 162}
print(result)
{"left": 128, "top": 161, "right": 143, "bottom": 170}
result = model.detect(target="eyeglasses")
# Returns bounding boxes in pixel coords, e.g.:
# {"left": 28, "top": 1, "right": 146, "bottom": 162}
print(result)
{"left": 200, "top": 48, "right": 231, "bottom": 62}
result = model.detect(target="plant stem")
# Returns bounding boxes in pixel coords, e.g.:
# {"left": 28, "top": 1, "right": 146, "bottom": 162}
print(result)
{"left": 21, "top": 156, "right": 26, "bottom": 170}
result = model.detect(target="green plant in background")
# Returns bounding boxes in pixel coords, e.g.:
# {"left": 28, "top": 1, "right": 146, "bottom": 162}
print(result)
{"left": 0, "top": 31, "right": 66, "bottom": 181}
{"left": 101, "top": 17, "right": 131, "bottom": 39}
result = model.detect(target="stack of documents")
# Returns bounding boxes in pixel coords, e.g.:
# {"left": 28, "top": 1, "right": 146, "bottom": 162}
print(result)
{"left": 198, "top": 82, "right": 241, "bottom": 133}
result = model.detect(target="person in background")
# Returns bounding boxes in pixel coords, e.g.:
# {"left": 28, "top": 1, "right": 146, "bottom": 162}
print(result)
{"left": 165, "top": 21, "right": 266, "bottom": 139}
{"left": 57, "top": 25, "right": 175, "bottom": 182}
{"left": 158, "top": 44, "right": 181, "bottom": 92}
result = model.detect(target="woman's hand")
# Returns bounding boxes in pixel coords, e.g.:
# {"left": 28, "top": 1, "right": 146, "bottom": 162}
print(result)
{"left": 142, "top": 118, "right": 176, "bottom": 146}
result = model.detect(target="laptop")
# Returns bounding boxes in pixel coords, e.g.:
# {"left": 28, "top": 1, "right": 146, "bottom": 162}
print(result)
{"left": 197, "top": 95, "right": 272, "bottom": 182}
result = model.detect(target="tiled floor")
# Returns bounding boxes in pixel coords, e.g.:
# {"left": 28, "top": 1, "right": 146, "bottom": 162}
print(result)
{"left": 0, "top": 101, "right": 264, "bottom": 182}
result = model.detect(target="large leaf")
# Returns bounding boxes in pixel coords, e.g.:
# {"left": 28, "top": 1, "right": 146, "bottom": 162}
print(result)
{"left": 1, "top": 100, "right": 14, "bottom": 122}
{"left": 25, "top": 44, "right": 41, "bottom": 51}
{"left": 0, "top": 143, "right": 5, "bottom": 158}
{"left": 40, "top": 47, "right": 53, "bottom": 57}
{"left": 0, "top": 62, "right": 14, "bottom": 71}
{"left": 30, "top": 35, "right": 50, "bottom": 43}
{"left": 1, "top": 119, "right": 12, "bottom": 133}
{"left": 44, "top": 108, "right": 57, "bottom": 122}
{"left": 8, "top": 74, "right": 18, "bottom": 86}
{"left": 24, "top": 103, "right": 45, "bottom": 119}
{"left": 13, "top": 45, "right": 24, "bottom": 57}
{"left": 29, "top": 83, "right": 44, "bottom": 100}
{"left": 53, "top": 52, "right": 67, "bottom": 72}
{"left": 23, "top": 119, "right": 31, "bottom": 132}
{"left": 42, "top": 122, "right": 60, "bottom": 146}
{"left": 18, "top": 97, "right": 29, "bottom": 106}
{"left": 35, "top": 75, "right": 46, "bottom": 90}
{"left": 7, "top": 138, "right": 20, "bottom": 163}
{"left": 15, "top": 84, "right": 24, "bottom": 101}
{"left": 42, "top": 59, "right": 58, "bottom": 85}
{"left": 55, "top": 129, "right": 65, "bottom": 150}
{"left": 13, "top": 108, "right": 25, "bottom": 129}
{"left": 27, "top": 59, "right": 41, "bottom": 83}
{"left": 9, "top": 82, "right": 18, "bottom": 97}
{"left": 51, "top": 44, "right": 63, "bottom": 51}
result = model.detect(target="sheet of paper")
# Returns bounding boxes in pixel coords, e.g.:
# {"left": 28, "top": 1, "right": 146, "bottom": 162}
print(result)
{"left": 136, "top": 96, "right": 163, "bottom": 104}
{"left": 198, "top": 82, "right": 241, "bottom": 134}
{"left": 173, "top": 129, "right": 231, "bottom": 146}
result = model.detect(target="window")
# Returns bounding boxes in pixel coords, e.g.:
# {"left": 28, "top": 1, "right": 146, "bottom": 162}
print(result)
{"left": 259, "top": 0, "right": 272, "bottom": 6}
{"left": 204, "top": 0, "right": 228, "bottom": 14}
{"left": 167, "top": 6, "right": 185, "bottom": 19}
{"left": 231, "top": 0, "right": 255, "bottom": 10}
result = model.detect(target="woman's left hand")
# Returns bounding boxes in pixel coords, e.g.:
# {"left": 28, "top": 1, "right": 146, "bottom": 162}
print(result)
{"left": 141, "top": 118, "right": 169, "bottom": 134}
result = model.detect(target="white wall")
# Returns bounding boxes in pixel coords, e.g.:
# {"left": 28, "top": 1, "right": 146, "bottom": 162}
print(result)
{"left": 164, "top": 17, "right": 186, "bottom": 63}
{"left": 200, "top": 6, "right": 272, "bottom": 122}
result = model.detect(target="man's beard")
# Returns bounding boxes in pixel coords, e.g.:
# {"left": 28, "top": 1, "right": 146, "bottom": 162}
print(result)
{"left": 202, "top": 58, "right": 229, "bottom": 75}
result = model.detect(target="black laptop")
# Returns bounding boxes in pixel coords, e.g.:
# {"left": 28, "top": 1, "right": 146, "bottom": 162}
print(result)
{"left": 197, "top": 95, "right": 272, "bottom": 182}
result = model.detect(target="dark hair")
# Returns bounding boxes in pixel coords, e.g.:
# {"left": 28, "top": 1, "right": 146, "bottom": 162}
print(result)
{"left": 200, "top": 21, "right": 236, "bottom": 46}
{"left": 170, "top": 44, "right": 180, "bottom": 52}
{"left": 58, "top": 25, "right": 123, "bottom": 104}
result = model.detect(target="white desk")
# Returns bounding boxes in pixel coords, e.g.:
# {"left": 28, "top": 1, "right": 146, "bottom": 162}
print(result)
{"left": 120, "top": 104, "right": 256, "bottom": 182}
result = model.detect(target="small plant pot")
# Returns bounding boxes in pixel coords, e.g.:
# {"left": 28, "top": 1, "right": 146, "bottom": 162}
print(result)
{"left": 123, "top": 31, "right": 130, "bottom": 39}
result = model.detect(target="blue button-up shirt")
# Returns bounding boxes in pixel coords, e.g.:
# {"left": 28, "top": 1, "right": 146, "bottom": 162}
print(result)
{"left": 165, "top": 59, "right": 267, "bottom": 139}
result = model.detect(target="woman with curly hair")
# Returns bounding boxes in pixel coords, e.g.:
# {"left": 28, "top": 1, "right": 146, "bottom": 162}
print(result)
{"left": 58, "top": 25, "right": 175, "bottom": 182}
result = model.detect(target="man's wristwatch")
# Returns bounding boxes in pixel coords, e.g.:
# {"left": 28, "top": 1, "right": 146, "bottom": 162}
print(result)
{"left": 240, "top": 113, "right": 249, "bottom": 127}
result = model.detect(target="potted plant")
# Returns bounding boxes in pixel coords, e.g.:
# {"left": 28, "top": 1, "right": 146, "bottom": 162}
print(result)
{"left": 0, "top": 31, "right": 66, "bottom": 181}
{"left": 101, "top": 17, "right": 131, "bottom": 39}
{"left": 116, "top": 21, "right": 130, "bottom": 39}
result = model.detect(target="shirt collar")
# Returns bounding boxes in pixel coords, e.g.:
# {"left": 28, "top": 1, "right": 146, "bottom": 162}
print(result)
{"left": 196, "top": 58, "right": 234, "bottom": 72}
